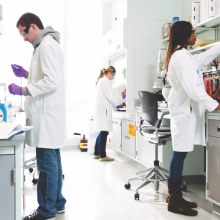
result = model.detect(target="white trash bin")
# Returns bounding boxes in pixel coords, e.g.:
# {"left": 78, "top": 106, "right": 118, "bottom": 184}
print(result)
{"left": 88, "top": 117, "right": 99, "bottom": 155}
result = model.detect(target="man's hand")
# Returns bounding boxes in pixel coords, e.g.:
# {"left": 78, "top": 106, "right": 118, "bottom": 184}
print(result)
{"left": 11, "top": 64, "right": 27, "bottom": 78}
{"left": 8, "top": 84, "right": 22, "bottom": 96}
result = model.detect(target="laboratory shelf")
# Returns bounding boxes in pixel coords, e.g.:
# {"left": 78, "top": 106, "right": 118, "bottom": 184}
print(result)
{"left": 162, "top": 38, "right": 169, "bottom": 43}
{"left": 195, "top": 14, "right": 220, "bottom": 30}
{"left": 189, "top": 42, "right": 219, "bottom": 54}
{"left": 162, "top": 14, "right": 220, "bottom": 43}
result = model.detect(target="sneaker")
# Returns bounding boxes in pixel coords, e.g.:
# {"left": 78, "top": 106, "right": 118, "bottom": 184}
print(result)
{"left": 56, "top": 209, "right": 65, "bottom": 214}
{"left": 93, "top": 155, "right": 100, "bottom": 159}
{"left": 100, "top": 156, "right": 114, "bottom": 161}
{"left": 23, "top": 210, "right": 56, "bottom": 220}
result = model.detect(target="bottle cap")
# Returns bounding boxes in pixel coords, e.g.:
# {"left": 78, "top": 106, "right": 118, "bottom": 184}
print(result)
{"left": 173, "top": 17, "right": 179, "bottom": 20}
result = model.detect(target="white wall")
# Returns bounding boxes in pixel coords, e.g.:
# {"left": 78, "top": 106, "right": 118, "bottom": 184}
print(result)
{"left": 102, "top": 3, "right": 111, "bottom": 35}
{"left": 128, "top": 0, "right": 183, "bottom": 20}
{"left": 182, "top": 0, "right": 202, "bottom": 21}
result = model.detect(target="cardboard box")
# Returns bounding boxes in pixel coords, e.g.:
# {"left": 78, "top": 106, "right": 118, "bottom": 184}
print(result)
{"left": 163, "top": 23, "right": 171, "bottom": 39}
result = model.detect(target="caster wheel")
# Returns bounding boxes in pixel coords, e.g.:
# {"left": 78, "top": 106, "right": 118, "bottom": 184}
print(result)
{"left": 32, "top": 178, "right": 38, "bottom": 184}
{"left": 63, "top": 174, "right": 65, "bottom": 180}
{"left": 29, "top": 168, "right": 33, "bottom": 173}
{"left": 124, "top": 183, "right": 131, "bottom": 190}
{"left": 134, "top": 193, "right": 139, "bottom": 200}
{"left": 181, "top": 185, "right": 187, "bottom": 192}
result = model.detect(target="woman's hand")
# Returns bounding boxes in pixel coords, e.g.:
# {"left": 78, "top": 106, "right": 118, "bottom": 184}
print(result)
{"left": 216, "top": 104, "right": 220, "bottom": 110}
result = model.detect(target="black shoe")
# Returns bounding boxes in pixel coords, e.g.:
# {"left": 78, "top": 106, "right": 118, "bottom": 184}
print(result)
{"left": 23, "top": 210, "right": 55, "bottom": 220}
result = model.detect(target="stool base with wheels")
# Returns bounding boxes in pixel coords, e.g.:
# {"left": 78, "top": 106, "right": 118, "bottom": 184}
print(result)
{"left": 124, "top": 91, "right": 171, "bottom": 200}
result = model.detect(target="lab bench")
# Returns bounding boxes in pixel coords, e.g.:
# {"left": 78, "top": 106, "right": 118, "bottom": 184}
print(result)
{"left": 0, "top": 112, "right": 26, "bottom": 220}
{"left": 111, "top": 108, "right": 205, "bottom": 177}
{"left": 0, "top": 133, "right": 25, "bottom": 220}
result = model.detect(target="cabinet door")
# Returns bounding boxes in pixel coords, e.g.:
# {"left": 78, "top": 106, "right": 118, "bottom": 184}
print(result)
{"left": 122, "top": 120, "right": 136, "bottom": 158}
{"left": 208, "top": 136, "right": 220, "bottom": 202}
{"left": 111, "top": 118, "right": 122, "bottom": 151}
{"left": 0, "top": 155, "right": 15, "bottom": 220}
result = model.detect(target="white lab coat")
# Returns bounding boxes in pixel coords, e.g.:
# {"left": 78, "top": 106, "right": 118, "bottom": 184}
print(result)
{"left": 167, "top": 44, "right": 220, "bottom": 152}
{"left": 25, "top": 35, "right": 65, "bottom": 149}
{"left": 94, "top": 76, "right": 123, "bottom": 132}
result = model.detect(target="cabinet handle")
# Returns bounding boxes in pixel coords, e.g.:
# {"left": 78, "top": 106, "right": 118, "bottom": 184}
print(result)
{"left": 12, "top": 169, "right": 16, "bottom": 184}
{"left": 217, "top": 126, "right": 220, "bottom": 132}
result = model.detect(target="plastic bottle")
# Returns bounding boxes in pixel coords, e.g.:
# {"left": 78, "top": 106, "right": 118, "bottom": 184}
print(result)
{"left": 172, "top": 17, "right": 179, "bottom": 25}
{"left": 80, "top": 134, "right": 88, "bottom": 152}
{"left": 0, "top": 103, "right": 7, "bottom": 122}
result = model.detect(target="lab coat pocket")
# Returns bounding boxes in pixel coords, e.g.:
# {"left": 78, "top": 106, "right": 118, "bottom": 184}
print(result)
{"left": 106, "top": 107, "right": 112, "bottom": 121}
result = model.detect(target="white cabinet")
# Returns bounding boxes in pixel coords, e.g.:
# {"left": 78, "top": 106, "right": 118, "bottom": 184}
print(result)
{"left": 0, "top": 153, "right": 15, "bottom": 219}
{"left": 136, "top": 122, "right": 162, "bottom": 167}
{"left": 111, "top": 118, "right": 122, "bottom": 151}
{"left": 122, "top": 119, "right": 136, "bottom": 158}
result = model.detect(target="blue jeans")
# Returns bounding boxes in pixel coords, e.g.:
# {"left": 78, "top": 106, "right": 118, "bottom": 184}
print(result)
{"left": 36, "top": 148, "right": 66, "bottom": 218}
{"left": 169, "top": 151, "right": 188, "bottom": 184}
{"left": 94, "top": 131, "right": 109, "bottom": 158}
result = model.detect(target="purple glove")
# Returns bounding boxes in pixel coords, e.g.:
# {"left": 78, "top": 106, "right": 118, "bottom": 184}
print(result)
{"left": 11, "top": 64, "right": 27, "bottom": 78}
{"left": 122, "top": 94, "right": 126, "bottom": 99}
{"left": 116, "top": 104, "right": 124, "bottom": 108}
{"left": 8, "top": 84, "right": 22, "bottom": 96}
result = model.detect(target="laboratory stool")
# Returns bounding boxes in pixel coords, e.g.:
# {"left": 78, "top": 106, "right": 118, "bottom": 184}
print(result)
{"left": 24, "top": 156, "right": 39, "bottom": 184}
{"left": 25, "top": 157, "right": 65, "bottom": 184}
{"left": 124, "top": 91, "right": 171, "bottom": 200}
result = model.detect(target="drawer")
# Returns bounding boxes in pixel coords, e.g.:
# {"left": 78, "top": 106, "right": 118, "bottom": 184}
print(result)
{"left": 208, "top": 119, "right": 220, "bottom": 138}
{"left": 0, "top": 146, "right": 14, "bottom": 155}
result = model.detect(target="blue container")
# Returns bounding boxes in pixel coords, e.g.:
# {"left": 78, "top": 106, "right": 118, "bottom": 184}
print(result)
{"left": 0, "top": 103, "right": 7, "bottom": 122}
{"left": 172, "top": 17, "right": 180, "bottom": 25}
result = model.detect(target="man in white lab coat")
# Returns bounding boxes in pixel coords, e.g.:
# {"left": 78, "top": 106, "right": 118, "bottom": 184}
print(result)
{"left": 8, "top": 13, "right": 66, "bottom": 220}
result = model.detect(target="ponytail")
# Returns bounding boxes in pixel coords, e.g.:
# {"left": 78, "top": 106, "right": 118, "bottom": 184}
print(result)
{"left": 95, "top": 69, "right": 106, "bottom": 86}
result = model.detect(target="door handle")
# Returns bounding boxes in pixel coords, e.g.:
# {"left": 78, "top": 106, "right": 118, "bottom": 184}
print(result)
{"left": 12, "top": 169, "right": 16, "bottom": 184}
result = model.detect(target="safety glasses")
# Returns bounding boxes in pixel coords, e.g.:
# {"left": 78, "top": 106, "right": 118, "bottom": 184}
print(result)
{"left": 20, "top": 25, "right": 30, "bottom": 39}
{"left": 192, "top": 29, "right": 196, "bottom": 34}
{"left": 111, "top": 72, "right": 116, "bottom": 77}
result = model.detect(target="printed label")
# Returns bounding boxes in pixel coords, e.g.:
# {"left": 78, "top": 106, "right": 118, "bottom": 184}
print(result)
{"left": 80, "top": 143, "right": 88, "bottom": 149}
{"left": 128, "top": 124, "right": 135, "bottom": 137}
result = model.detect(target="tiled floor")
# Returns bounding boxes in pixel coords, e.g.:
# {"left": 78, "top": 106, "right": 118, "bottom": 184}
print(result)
{"left": 24, "top": 147, "right": 219, "bottom": 220}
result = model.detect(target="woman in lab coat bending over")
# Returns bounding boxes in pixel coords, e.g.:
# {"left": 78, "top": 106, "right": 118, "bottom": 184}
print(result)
{"left": 94, "top": 66, "right": 125, "bottom": 161}
{"left": 166, "top": 21, "right": 220, "bottom": 216}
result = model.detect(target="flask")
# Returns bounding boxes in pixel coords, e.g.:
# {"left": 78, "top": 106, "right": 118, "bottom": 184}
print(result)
{"left": 80, "top": 134, "right": 88, "bottom": 152}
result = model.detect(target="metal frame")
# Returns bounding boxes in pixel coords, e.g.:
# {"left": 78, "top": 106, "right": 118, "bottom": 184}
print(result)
{"left": 125, "top": 111, "right": 171, "bottom": 194}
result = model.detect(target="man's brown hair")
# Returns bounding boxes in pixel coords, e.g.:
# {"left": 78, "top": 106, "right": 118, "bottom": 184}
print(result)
{"left": 16, "top": 13, "right": 44, "bottom": 29}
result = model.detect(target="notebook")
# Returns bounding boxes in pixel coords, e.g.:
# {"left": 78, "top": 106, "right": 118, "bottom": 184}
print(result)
{"left": 0, "top": 123, "right": 33, "bottom": 139}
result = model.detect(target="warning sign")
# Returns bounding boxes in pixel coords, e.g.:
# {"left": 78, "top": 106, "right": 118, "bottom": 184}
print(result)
{"left": 128, "top": 124, "right": 136, "bottom": 137}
